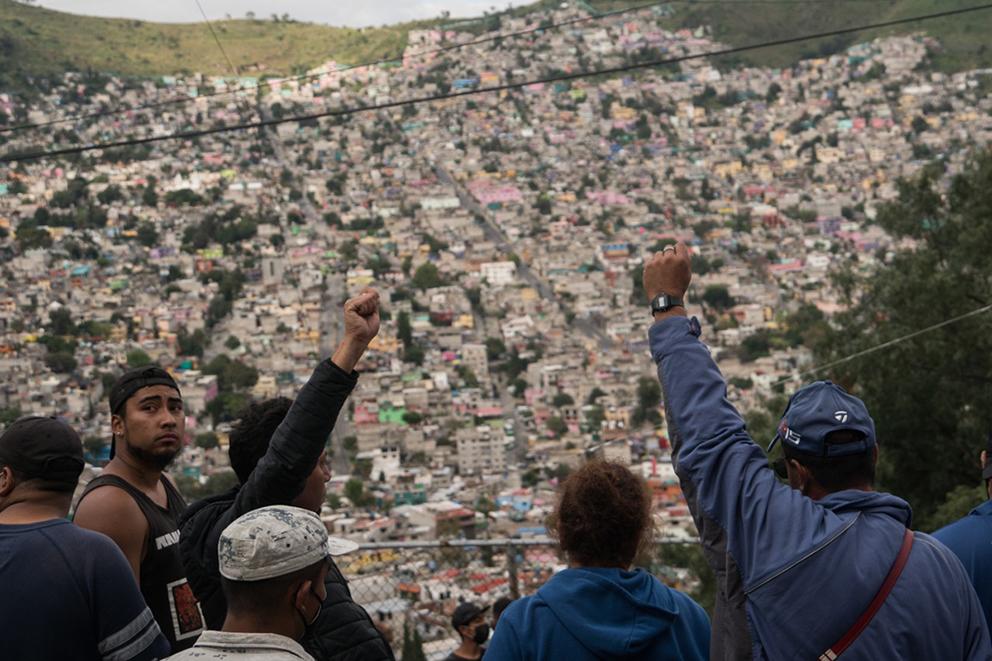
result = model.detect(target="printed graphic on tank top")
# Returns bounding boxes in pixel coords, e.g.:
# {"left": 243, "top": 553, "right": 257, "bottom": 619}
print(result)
{"left": 78, "top": 474, "right": 205, "bottom": 650}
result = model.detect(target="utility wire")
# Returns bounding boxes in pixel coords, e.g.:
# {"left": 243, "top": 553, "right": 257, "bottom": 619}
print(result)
{"left": 771, "top": 303, "right": 992, "bottom": 388}
{"left": 0, "top": 0, "right": 896, "bottom": 136}
{"left": 194, "top": 0, "right": 241, "bottom": 77}
{"left": 4, "top": 2, "right": 991, "bottom": 163}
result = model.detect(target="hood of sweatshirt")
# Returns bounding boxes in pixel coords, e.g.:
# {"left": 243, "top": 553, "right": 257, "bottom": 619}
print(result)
{"left": 538, "top": 567, "right": 684, "bottom": 657}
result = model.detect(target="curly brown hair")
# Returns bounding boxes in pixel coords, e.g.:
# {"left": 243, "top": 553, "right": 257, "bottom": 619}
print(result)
{"left": 549, "top": 460, "right": 653, "bottom": 568}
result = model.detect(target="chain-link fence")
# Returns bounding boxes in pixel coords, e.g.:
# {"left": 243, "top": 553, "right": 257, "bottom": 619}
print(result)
{"left": 340, "top": 537, "right": 700, "bottom": 660}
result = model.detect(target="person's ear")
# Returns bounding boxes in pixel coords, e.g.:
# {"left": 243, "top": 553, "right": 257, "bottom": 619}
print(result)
{"left": 981, "top": 450, "right": 987, "bottom": 471}
{"left": 786, "top": 459, "right": 808, "bottom": 492}
{"left": 111, "top": 414, "right": 125, "bottom": 440}
{"left": 294, "top": 578, "right": 314, "bottom": 614}
{"left": 0, "top": 466, "right": 16, "bottom": 497}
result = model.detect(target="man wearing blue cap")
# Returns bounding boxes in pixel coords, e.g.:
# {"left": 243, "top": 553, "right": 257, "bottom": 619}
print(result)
{"left": 642, "top": 242, "right": 990, "bottom": 660}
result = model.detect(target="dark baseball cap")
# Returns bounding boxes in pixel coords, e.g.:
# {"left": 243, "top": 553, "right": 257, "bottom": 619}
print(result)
{"left": 767, "top": 381, "right": 876, "bottom": 458}
{"left": 108, "top": 366, "right": 181, "bottom": 415}
{"left": 0, "top": 416, "right": 84, "bottom": 487}
{"left": 452, "top": 602, "right": 489, "bottom": 629}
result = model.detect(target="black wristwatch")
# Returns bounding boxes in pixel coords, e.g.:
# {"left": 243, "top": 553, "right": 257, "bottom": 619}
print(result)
{"left": 650, "top": 293, "right": 684, "bottom": 315}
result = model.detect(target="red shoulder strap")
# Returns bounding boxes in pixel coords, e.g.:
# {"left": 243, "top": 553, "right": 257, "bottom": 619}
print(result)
{"left": 819, "top": 528, "right": 915, "bottom": 661}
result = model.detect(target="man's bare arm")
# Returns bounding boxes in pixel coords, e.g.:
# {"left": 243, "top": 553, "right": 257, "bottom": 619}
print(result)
{"left": 74, "top": 488, "right": 148, "bottom": 582}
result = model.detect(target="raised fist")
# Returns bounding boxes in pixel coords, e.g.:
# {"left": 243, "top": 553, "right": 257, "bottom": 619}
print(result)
{"left": 642, "top": 241, "right": 692, "bottom": 302}
{"left": 342, "top": 288, "right": 380, "bottom": 346}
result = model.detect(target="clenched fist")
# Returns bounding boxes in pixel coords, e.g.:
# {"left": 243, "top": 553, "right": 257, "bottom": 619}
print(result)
{"left": 332, "top": 288, "right": 380, "bottom": 372}
{"left": 643, "top": 241, "right": 692, "bottom": 303}
{"left": 343, "top": 288, "right": 381, "bottom": 346}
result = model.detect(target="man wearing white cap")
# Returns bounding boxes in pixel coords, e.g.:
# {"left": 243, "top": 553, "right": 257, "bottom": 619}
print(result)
{"left": 167, "top": 505, "right": 358, "bottom": 660}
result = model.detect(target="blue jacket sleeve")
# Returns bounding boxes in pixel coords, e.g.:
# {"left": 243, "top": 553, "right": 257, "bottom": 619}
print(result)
{"left": 650, "top": 316, "right": 840, "bottom": 586}
{"left": 91, "top": 535, "right": 171, "bottom": 660}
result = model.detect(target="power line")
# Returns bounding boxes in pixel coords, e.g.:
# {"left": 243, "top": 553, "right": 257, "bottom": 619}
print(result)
{"left": 193, "top": 0, "right": 241, "bottom": 77}
{"left": 771, "top": 303, "right": 992, "bottom": 388}
{"left": 4, "top": 2, "right": 991, "bottom": 163}
{"left": 0, "top": 0, "right": 895, "bottom": 136}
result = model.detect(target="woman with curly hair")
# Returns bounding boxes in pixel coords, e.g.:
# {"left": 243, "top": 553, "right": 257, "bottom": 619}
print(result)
{"left": 486, "top": 461, "right": 710, "bottom": 660}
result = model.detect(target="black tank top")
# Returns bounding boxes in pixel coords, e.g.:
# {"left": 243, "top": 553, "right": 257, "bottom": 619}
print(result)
{"left": 78, "top": 475, "right": 204, "bottom": 652}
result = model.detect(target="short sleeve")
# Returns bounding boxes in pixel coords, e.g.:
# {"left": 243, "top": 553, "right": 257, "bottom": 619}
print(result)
{"left": 89, "top": 534, "right": 172, "bottom": 660}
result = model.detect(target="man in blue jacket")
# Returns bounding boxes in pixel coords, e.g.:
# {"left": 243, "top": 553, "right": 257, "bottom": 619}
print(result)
{"left": 935, "top": 436, "right": 992, "bottom": 631}
{"left": 644, "top": 242, "right": 991, "bottom": 660}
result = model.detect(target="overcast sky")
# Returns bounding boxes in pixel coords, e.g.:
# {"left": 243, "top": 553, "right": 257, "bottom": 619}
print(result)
{"left": 34, "top": 1, "right": 510, "bottom": 27}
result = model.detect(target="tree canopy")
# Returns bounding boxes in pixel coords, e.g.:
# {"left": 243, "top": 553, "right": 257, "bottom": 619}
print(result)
{"left": 812, "top": 151, "right": 992, "bottom": 528}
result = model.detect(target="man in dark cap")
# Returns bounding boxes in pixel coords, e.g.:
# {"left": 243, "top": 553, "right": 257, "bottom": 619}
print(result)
{"left": 935, "top": 433, "right": 992, "bottom": 631}
{"left": 444, "top": 602, "right": 490, "bottom": 661}
{"left": 74, "top": 365, "right": 205, "bottom": 652}
{"left": 0, "top": 416, "right": 170, "bottom": 659}
{"left": 643, "top": 242, "right": 990, "bottom": 660}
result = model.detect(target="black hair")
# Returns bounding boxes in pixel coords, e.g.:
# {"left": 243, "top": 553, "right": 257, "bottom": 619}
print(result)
{"left": 228, "top": 398, "right": 293, "bottom": 484}
{"left": 221, "top": 559, "right": 324, "bottom": 615}
{"left": 783, "top": 430, "right": 876, "bottom": 492}
{"left": 493, "top": 596, "right": 514, "bottom": 621}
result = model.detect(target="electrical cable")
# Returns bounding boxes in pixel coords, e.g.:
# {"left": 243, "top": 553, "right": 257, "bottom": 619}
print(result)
{"left": 3, "top": 2, "right": 991, "bottom": 163}
{"left": 0, "top": 0, "right": 899, "bottom": 136}
{"left": 770, "top": 303, "right": 992, "bottom": 388}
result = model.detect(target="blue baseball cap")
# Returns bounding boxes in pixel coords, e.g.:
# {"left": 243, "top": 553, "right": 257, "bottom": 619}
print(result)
{"left": 767, "top": 381, "right": 876, "bottom": 457}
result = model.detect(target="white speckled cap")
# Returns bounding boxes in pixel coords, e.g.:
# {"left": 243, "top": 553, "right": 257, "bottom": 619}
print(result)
{"left": 218, "top": 505, "right": 359, "bottom": 581}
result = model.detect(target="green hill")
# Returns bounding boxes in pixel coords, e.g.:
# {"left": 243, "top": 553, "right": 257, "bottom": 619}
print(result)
{"left": 0, "top": 0, "right": 424, "bottom": 79}
{"left": 0, "top": 0, "right": 989, "bottom": 85}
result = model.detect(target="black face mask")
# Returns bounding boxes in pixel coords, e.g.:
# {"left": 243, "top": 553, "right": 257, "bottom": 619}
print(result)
{"left": 473, "top": 624, "right": 490, "bottom": 645}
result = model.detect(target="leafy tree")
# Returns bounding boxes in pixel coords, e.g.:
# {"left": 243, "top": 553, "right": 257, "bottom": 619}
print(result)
{"left": 195, "top": 432, "right": 220, "bottom": 450}
{"left": 224, "top": 335, "right": 241, "bottom": 350}
{"left": 632, "top": 377, "right": 662, "bottom": 427}
{"left": 585, "top": 405, "right": 606, "bottom": 430}
{"left": 547, "top": 416, "right": 568, "bottom": 437}
{"left": 397, "top": 311, "right": 412, "bottom": 348}
{"left": 136, "top": 222, "right": 158, "bottom": 247}
{"left": 511, "top": 378, "right": 528, "bottom": 397}
{"left": 48, "top": 308, "right": 75, "bottom": 336}
{"left": 403, "top": 411, "right": 423, "bottom": 425}
{"left": 552, "top": 393, "right": 574, "bottom": 408}
{"left": 813, "top": 151, "right": 992, "bottom": 523}
{"left": 204, "top": 355, "right": 258, "bottom": 392}
{"left": 412, "top": 262, "right": 443, "bottom": 290}
{"left": 456, "top": 365, "right": 479, "bottom": 388}
{"left": 404, "top": 344, "right": 425, "bottom": 366}
{"left": 177, "top": 329, "right": 206, "bottom": 357}
{"left": 0, "top": 406, "right": 22, "bottom": 425}
{"left": 701, "top": 285, "right": 734, "bottom": 311}
{"left": 45, "top": 351, "right": 77, "bottom": 373}
{"left": 206, "top": 391, "right": 249, "bottom": 424}
{"left": 126, "top": 349, "right": 152, "bottom": 368}
{"left": 587, "top": 387, "right": 607, "bottom": 404}
{"left": 485, "top": 337, "right": 507, "bottom": 361}
{"left": 345, "top": 478, "right": 367, "bottom": 507}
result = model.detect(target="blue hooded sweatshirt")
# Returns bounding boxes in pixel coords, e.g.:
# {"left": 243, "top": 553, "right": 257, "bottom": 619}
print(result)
{"left": 485, "top": 567, "right": 710, "bottom": 660}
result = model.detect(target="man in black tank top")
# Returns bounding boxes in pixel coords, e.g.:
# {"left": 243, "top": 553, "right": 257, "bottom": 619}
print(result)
{"left": 74, "top": 366, "right": 205, "bottom": 653}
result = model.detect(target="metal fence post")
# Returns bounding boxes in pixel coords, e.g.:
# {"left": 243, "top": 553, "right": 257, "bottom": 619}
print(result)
{"left": 507, "top": 541, "right": 520, "bottom": 599}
